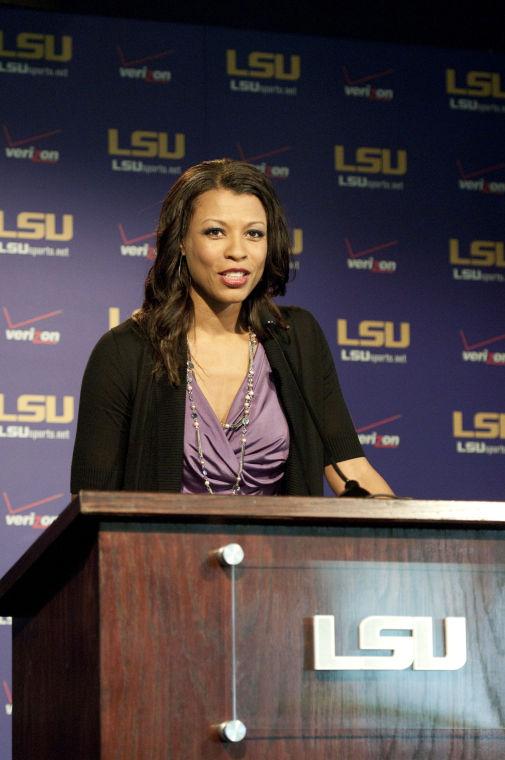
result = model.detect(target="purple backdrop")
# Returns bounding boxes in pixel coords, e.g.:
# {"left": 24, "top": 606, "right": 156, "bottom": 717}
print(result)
{"left": 1, "top": 8, "right": 505, "bottom": 755}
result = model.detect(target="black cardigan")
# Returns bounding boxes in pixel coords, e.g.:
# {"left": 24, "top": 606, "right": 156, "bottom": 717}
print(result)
{"left": 71, "top": 307, "right": 363, "bottom": 496}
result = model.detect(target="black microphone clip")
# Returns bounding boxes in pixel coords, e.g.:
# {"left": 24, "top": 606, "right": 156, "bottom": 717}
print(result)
{"left": 340, "top": 479, "right": 371, "bottom": 498}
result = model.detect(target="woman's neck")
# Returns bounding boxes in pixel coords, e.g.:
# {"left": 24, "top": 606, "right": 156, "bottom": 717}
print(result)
{"left": 190, "top": 289, "right": 245, "bottom": 338}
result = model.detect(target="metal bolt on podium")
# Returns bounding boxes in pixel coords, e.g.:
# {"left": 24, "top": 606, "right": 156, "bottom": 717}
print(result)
{"left": 217, "top": 543, "right": 245, "bottom": 566}
{"left": 218, "top": 719, "right": 247, "bottom": 743}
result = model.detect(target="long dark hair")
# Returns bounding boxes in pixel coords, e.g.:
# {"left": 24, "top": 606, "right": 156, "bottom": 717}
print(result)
{"left": 135, "top": 158, "right": 291, "bottom": 384}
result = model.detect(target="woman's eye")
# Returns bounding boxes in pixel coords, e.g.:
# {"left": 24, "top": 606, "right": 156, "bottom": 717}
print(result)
{"left": 204, "top": 227, "right": 224, "bottom": 237}
{"left": 247, "top": 229, "right": 266, "bottom": 239}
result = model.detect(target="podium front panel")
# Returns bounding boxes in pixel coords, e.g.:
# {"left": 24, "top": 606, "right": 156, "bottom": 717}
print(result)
{"left": 232, "top": 528, "right": 505, "bottom": 736}
{"left": 96, "top": 520, "right": 505, "bottom": 758}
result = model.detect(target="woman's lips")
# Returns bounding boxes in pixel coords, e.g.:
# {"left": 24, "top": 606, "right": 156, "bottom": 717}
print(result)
{"left": 219, "top": 270, "right": 250, "bottom": 288}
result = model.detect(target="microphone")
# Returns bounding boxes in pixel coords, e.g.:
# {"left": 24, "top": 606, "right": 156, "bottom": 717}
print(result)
{"left": 262, "top": 312, "right": 370, "bottom": 498}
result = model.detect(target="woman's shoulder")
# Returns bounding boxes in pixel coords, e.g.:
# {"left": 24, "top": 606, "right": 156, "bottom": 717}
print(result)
{"left": 274, "top": 306, "right": 331, "bottom": 357}
{"left": 111, "top": 316, "right": 146, "bottom": 343}
{"left": 278, "top": 305, "right": 321, "bottom": 332}
{"left": 87, "top": 317, "right": 149, "bottom": 370}
{"left": 79, "top": 318, "right": 152, "bottom": 392}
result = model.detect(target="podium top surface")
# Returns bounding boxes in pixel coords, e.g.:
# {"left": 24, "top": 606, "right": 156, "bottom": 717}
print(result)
{"left": 73, "top": 490, "right": 505, "bottom": 524}
{"left": 1, "top": 492, "right": 505, "bottom": 607}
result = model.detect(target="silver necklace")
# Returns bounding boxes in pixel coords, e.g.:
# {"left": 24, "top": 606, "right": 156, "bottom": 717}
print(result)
{"left": 186, "top": 330, "right": 257, "bottom": 495}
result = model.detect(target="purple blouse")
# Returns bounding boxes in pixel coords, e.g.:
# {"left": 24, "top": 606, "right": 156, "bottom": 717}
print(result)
{"left": 181, "top": 343, "right": 290, "bottom": 494}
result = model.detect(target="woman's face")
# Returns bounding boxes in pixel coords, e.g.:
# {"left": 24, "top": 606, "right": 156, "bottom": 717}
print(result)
{"left": 182, "top": 188, "right": 268, "bottom": 311}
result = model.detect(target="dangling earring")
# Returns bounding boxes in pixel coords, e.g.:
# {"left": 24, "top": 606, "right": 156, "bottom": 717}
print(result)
{"left": 178, "top": 251, "right": 185, "bottom": 281}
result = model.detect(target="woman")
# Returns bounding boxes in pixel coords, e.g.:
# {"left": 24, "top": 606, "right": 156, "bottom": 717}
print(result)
{"left": 71, "top": 159, "right": 392, "bottom": 497}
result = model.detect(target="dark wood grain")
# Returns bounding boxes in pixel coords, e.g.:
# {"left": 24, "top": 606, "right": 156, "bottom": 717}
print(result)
{"left": 78, "top": 491, "right": 505, "bottom": 526}
{"left": 12, "top": 527, "right": 100, "bottom": 759}
{"left": 98, "top": 529, "right": 230, "bottom": 758}
{"left": 2, "top": 494, "right": 505, "bottom": 759}
{"left": 232, "top": 529, "right": 505, "bottom": 738}
{"left": 2, "top": 492, "right": 505, "bottom": 610}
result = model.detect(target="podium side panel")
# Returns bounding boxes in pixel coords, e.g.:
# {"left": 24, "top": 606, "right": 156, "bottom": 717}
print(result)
{"left": 12, "top": 532, "right": 100, "bottom": 760}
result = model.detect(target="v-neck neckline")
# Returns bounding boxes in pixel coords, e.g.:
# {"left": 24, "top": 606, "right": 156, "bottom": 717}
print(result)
{"left": 191, "top": 343, "right": 263, "bottom": 434}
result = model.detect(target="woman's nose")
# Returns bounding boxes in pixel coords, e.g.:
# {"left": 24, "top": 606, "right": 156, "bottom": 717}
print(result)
{"left": 224, "top": 235, "right": 247, "bottom": 259}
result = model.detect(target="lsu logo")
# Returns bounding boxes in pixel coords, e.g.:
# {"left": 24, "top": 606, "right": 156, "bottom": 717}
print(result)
{"left": 314, "top": 615, "right": 466, "bottom": 671}
{"left": 0, "top": 31, "right": 72, "bottom": 61}
{"left": 446, "top": 69, "right": 505, "bottom": 99}
{"left": 0, "top": 394, "right": 74, "bottom": 423}
{"left": 337, "top": 319, "right": 410, "bottom": 348}
{"left": 107, "top": 129, "right": 185, "bottom": 159}
{"left": 450, "top": 239, "right": 505, "bottom": 268}
{"left": 335, "top": 146, "right": 407, "bottom": 176}
{"left": 226, "top": 50, "right": 300, "bottom": 81}
{"left": 291, "top": 228, "right": 303, "bottom": 255}
{"left": 0, "top": 211, "right": 73, "bottom": 241}
{"left": 108, "top": 307, "right": 121, "bottom": 329}
{"left": 453, "top": 411, "right": 505, "bottom": 439}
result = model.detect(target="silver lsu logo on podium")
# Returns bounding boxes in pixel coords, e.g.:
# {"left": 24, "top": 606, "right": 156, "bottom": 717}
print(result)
{"left": 313, "top": 615, "right": 467, "bottom": 671}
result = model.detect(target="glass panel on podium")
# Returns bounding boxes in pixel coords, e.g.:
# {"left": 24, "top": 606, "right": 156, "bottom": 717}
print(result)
{"left": 227, "top": 549, "right": 505, "bottom": 739}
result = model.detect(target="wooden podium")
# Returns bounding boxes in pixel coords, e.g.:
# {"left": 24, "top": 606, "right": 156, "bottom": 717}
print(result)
{"left": 1, "top": 492, "right": 505, "bottom": 759}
